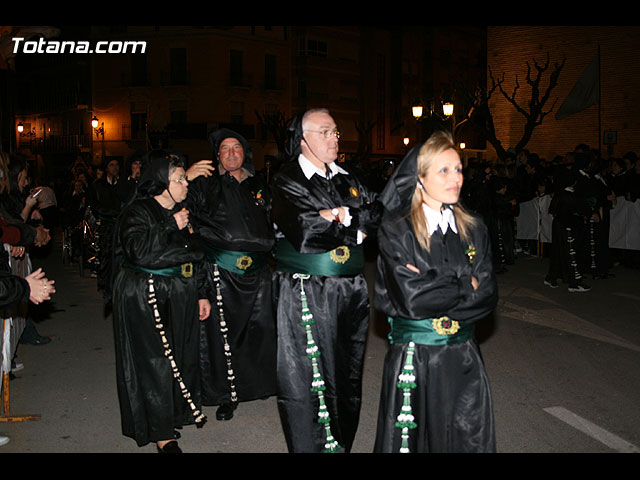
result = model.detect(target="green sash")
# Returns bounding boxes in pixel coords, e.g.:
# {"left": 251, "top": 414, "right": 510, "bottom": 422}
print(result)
{"left": 274, "top": 238, "right": 364, "bottom": 276}
{"left": 121, "top": 261, "right": 195, "bottom": 278}
{"left": 388, "top": 316, "right": 475, "bottom": 346}
{"left": 204, "top": 245, "right": 267, "bottom": 275}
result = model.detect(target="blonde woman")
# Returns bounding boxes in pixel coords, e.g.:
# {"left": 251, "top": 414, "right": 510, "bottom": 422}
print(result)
{"left": 373, "top": 131, "right": 498, "bottom": 453}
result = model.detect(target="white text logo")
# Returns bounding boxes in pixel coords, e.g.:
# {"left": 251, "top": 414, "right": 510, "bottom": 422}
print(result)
{"left": 12, "top": 37, "right": 147, "bottom": 54}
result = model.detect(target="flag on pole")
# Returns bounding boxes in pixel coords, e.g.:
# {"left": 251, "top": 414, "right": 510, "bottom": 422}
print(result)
{"left": 555, "top": 53, "right": 600, "bottom": 120}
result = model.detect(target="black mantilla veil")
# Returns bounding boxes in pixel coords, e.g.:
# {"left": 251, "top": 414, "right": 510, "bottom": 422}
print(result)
{"left": 379, "top": 143, "right": 458, "bottom": 218}
{"left": 135, "top": 149, "right": 186, "bottom": 200}
{"left": 208, "top": 128, "right": 255, "bottom": 175}
{"left": 110, "top": 149, "right": 187, "bottom": 292}
{"left": 379, "top": 144, "right": 422, "bottom": 216}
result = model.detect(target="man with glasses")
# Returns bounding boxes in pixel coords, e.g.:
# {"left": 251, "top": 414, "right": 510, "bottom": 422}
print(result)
{"left": 271, "top": 108, "right": 381, "bottom": 452}
{"left": 186, "top": 128, "right": 276, "bottom": 423}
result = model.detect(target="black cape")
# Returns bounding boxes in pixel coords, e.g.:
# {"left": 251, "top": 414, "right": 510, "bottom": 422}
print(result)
{"left": 271, "top": 157, "right": 381, "bottom": 453}
{"left": 373, "top": 145, "right": 498, "bottom": 453}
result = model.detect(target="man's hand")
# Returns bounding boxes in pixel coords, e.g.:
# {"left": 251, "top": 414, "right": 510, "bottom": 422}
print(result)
{"left": 319, "top": 207, "right": 345, "bottom": 223}
{"left": 186, "top": 160, "right": 215, "bottom": 181}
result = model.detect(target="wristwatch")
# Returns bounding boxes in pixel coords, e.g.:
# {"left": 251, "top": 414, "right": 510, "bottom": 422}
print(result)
{"left": 331, "top": 208, "right": 340, "bottom": 222}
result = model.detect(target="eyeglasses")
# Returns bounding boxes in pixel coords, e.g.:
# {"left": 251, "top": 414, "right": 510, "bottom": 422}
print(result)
{"left": 171, "top": 177, "right": 188, "bottom": 184}
{"left": 304, "top": 128, "right": 341, "bottom": 139}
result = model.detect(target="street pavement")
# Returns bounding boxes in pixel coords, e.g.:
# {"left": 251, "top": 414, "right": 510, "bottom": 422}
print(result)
{"left": 2, "top": 236, "right": 640, "bottom": 454}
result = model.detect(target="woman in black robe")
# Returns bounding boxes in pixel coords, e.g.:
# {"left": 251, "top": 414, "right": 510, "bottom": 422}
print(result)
{"left": 374, "top": 131, "right": 498, "bottom": 453}
{"left": 111, "top": 151, "right": 211, "bottom": 453}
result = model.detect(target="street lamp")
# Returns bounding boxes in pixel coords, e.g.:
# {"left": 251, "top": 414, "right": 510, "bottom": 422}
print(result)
{"left": 443, "top": 102, "right": 454, "bottom": 117}
{"left": 91, "top": 116, "right": 104, "bottom": 138}
{"left": 412, "top": 105, "right": 423, "bottom": 120}
{"left": 17, "top": 122, "right": 24, "bottom": 133}
{"left": 91, "top": 115, "right": 106, "bottom": 162}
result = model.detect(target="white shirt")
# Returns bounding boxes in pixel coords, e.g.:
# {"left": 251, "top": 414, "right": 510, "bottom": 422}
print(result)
{"left": 298, "top": 154, "right": 349, "bottom": 180}
{"left": 422, "top": 204, "right": 458, "bottom": 235}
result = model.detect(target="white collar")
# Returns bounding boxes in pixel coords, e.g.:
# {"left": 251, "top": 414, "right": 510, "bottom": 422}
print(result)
{"left": 422, "top": 204, "right": 457, "bottom": 235}
{"left": 298, "top": 154, "right": 349, "bottom": 180}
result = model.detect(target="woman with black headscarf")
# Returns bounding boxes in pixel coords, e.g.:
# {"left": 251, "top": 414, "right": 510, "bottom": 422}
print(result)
{"left": 111, "top": 150, "right": 211, "bottom": 453}
{"left": 373, "top": 131, "right": 498, "bottom": 453}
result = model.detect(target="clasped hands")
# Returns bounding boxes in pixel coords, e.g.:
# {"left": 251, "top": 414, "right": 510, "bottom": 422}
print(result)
{"left": 25, "top": 267, "right": 55, "bottom": 304}
{"left": 406, "top": 263, "right": 479, "bottom": 291}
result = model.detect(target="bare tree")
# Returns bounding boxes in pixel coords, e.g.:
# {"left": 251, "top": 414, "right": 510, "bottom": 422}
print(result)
{"left": 255, "top": 109, "right": 291, "bottom": 162}
{"left": 465, "top": 52, "right": 565, "bottom": 159}
{"left": 352, "top": 119, "right": 376, "bottom": 165}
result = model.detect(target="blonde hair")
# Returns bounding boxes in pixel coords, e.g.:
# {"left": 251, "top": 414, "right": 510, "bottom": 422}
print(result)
{"left": 410, "top": 131, "right": 476, "bottom": 252}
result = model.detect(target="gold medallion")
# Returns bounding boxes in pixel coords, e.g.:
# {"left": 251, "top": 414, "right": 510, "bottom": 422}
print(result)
{"left": 432, "top": 316, "right": 460, "bottom": 335}
{"left": 330, "top": 246, "right": 350, "bottom": 264}
{"left": 181, "top": 262, "right": 193, "bottom": 278}
{"left": 236, "top": 255, "right": 253, "bottom": 270}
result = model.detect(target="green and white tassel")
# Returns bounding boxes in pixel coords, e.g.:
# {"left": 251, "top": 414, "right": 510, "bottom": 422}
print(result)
{"left": 294, "top": 273, "right": 341, "bottom": 453}
{"left": 395, "top": 341, "right": 417, "bottom": 453}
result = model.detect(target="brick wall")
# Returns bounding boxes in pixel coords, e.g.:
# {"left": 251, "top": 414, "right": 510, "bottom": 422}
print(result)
{"left": 487, "top": 26, "right": 640, "bottom": 162}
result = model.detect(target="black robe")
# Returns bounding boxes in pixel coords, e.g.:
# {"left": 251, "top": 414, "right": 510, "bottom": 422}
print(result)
{"left": 112, "top": 197, "right": 208, "bottom": 447}
{"left": 373, "top": 144, "right": 498, "bottom": 453}
{"left": 93, "top": 176, "right": 121, "bottom": 301}
{"left": 186, "top": 170, "right": 276, "bottom": 405}
{"left": 271, "top": 158, "right": 381, "bottom": 453}
{"left": 374, "top": 214, "right": 498, "bottom": 453}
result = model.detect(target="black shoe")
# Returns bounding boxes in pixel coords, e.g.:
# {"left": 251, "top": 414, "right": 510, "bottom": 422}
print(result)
{"left": 216, "top": 402, "right": 237, "bottom": 421}
{"left": 157, "top": 441, "right": 182, "bottom": 453}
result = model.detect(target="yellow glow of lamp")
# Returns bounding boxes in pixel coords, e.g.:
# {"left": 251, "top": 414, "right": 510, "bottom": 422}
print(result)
{"left": 91, "top": 116, "right": 99, "bottom": 128}
{"left": 443, "top": 103, "right": 454, "bottom": 117}
{"left": 412, "top": 105, "right": 423, "bottom": 120}
{"left": 17, "top": 122, "right": 24, "bottom": 133}
{"left": 403, "top": 137, "right": 410, "bottom": 146}
{"left": 459, "top": 142, "right": 466, "bottom": 149}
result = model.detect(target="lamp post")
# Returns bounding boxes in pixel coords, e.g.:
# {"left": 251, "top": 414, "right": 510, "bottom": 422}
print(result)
{"left": 92, "top": 115, "right": 106, "bottom": 163}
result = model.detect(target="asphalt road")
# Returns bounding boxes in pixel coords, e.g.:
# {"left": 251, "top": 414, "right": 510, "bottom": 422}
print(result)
{"left": 2, "top": 238, "right": 640, "bottom": 454}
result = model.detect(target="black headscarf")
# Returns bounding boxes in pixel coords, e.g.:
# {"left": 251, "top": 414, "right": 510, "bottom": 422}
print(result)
{"left": 134, "top": 150, "right": 185, "bottom": 200}
{"left": 208, "top": 128, "right": 255, "bottom": 175}
{"left": 379, "top": 144, "right": 421, "bottom": 216}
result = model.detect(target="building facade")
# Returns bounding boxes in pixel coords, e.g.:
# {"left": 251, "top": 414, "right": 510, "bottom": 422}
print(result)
{"left": 487, "top": 26, "right": 640, "bottom": 161}
{"left": 9, "top": 25, "right": 487, "bottom": 182}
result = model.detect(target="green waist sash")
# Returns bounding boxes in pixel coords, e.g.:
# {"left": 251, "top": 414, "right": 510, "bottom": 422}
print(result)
{"left": 121, "top": 261, "right": 195, "bottom": 278}
{"left": 275, "top": 238, "right": 364, "bottom": 276}
{"left": 204, "top": 245, "right": 267, "bottom": 275}
{"left": 388, "top": 316, "right": 475, "bottom": 346}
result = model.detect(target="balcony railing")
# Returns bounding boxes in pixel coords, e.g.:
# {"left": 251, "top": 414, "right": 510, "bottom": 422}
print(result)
{"left": 20, "top": 134, "right": 92, "bottom": 153}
